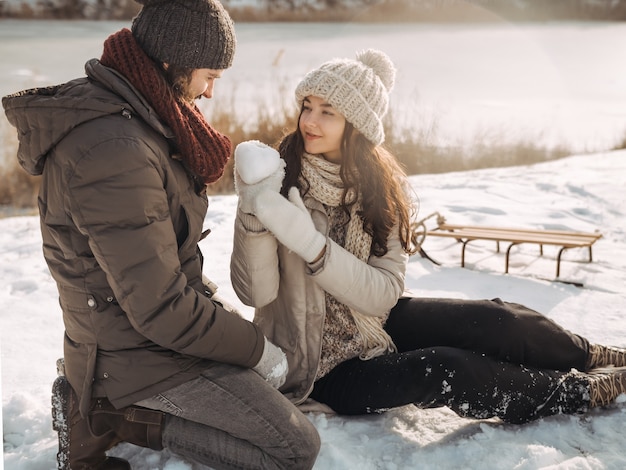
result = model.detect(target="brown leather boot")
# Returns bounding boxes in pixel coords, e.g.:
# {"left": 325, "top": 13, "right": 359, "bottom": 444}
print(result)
{"left": 586, "top": 344, "right": 626, "bottom": 370}
{"left": 89, "top": 398, "right": 164, "bottom": 451}
{"left": 52, "top": 374, "right": 129, "bottom": 469}
{"left": 52, "top": 359, "right": 164, "bottom": 469}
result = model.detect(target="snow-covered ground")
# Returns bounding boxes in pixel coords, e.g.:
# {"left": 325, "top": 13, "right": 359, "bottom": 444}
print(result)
{"left": 2, "top": 150, "right": 626, "bottom": 469}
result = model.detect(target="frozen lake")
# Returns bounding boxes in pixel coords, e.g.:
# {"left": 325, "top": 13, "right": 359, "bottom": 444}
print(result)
{"left": 1, "top": 19, "right": 626, "bottom": 155}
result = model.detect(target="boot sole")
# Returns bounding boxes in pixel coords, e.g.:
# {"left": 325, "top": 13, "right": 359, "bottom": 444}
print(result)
{"left": 52, "top": 375, "right": 70, "bottom": 470}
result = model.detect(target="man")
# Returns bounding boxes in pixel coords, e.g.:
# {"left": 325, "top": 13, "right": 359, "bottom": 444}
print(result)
{"left": 2, "top": 1, "right": 320, "bottom": 468}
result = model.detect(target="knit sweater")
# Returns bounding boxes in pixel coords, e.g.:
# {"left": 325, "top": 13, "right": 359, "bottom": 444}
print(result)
{"left": 316, "top": 206, "right": 363, "bottom": 379}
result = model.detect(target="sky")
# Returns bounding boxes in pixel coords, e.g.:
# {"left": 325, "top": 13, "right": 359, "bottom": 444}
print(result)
{"left": 2, "top": 150, "right": 626, "bottom": 469}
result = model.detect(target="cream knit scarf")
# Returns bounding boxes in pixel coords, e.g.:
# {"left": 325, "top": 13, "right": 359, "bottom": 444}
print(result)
{"left": 301, "top": 153, "right": 397, "bottom": 360}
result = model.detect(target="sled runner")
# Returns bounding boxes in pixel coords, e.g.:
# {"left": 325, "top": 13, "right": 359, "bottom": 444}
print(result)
{"left": 413, "top": 212, "right": 602, "bottom": 278}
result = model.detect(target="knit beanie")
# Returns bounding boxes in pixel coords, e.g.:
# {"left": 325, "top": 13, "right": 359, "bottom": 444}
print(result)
{"left": 295, "top": 49, "right": 396, "bottom": 146}
{"left": 131, "top": 0, "right": 236, "bottom": 69}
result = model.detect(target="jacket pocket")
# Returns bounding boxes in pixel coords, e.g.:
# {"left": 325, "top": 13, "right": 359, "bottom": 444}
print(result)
{"left": 58, "top": 284, "right": 99, "bottom": 343}
{"left": 58, "top": 284, "right": 144, "bottom": 350}
{"left": 177, "top": 201, "right": 204, "bottom": 257}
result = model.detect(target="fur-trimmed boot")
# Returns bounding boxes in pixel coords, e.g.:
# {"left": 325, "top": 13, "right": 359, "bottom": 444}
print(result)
{"left": 586, "top": 366, "right": 626, "bottom": 407}
{"left": 586, "top": 344, "right": 626, "bottom": 370}
{"left": 52, "top": 358, "right": 165, "bottom": 469}
{"left": 52, "top": 372, "right": 129, "bottom": 469}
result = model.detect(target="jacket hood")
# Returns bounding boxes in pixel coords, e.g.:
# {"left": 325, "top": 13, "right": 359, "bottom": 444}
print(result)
{"left": 2, "top": 58, "right": 172, "bottom": 175}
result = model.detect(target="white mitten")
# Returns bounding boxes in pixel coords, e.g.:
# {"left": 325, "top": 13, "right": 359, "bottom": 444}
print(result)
{"left": 254, "top": 187, "right": 327, "bottom": 263}
{"left": 252, "top": 337, "right": 288, "bottom": 389}
{"left": 234, "top": 140, "right": 285, "bottom": 214}
{"left": 235, "top": 140, "right": 282, "bottom": 184}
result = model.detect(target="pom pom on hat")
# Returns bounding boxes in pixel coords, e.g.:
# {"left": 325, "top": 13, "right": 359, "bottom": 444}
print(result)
{"left": 356, "top": 49, "right": 395, "bottom": 92}
{"left": 131, "top": 0, "right": 236, "bottom": 70}
{"left": 295, "top": 49, "right": 396, "bottom": 146}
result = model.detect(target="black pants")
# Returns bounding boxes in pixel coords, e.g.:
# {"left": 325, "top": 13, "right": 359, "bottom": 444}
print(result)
{"left": 310, "top": 298, "right": 591, "bottom": 424}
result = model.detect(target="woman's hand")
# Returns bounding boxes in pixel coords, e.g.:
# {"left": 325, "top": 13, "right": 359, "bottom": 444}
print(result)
{"left": 254, "top": 187, "right": 327, "bottom": 263}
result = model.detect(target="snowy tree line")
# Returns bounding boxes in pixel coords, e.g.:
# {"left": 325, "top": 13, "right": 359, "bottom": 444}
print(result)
{"left": 1, "top": 0, "right": 626, "bottom": 20}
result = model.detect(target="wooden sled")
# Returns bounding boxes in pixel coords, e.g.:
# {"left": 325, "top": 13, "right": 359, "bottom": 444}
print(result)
{"left": 413, "top": 212, "right": 602, "bottom": 279}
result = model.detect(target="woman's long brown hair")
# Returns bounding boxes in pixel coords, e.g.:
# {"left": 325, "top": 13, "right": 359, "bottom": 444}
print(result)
{"left": 279, "top": 116, "right": 418, "bottom": 257}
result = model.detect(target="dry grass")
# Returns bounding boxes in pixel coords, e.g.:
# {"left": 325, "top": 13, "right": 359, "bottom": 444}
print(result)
{"left": 388, "top": 126, "right": 572, "bottom": 176}
{"left": 0, "top": 163, "right": 39, "bottom": 208}
{"left": 0, "top": 121, "right": 40, "bottom": 208}
{"left": 0, "top": 85, "right": 593, "bottom": 209}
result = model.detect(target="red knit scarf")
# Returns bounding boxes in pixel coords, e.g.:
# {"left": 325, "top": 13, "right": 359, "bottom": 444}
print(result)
{"left": 100, "top": 28, "right": 231, "bottom": 186}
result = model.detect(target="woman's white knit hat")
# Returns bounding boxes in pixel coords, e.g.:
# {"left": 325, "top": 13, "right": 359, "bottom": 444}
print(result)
{"left": 295, "top": 49, "right": 396, "bottom": 146}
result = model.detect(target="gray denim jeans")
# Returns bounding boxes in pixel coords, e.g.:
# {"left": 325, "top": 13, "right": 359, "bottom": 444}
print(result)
{"left": 136, "top": 363, "right": 320, "bottom": 469}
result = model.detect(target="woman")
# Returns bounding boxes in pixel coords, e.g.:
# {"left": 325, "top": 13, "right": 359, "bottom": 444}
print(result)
{"left": 3, "top": 1, "right": 319, "bottom": 468}
{"left": 230, "top": 49, "right": 626, "bottom": 425}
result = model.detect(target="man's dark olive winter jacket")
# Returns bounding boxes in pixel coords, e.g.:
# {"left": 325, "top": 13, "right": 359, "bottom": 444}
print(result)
{"left": 2, "top": 59, "right": 264, "bottom": 416}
